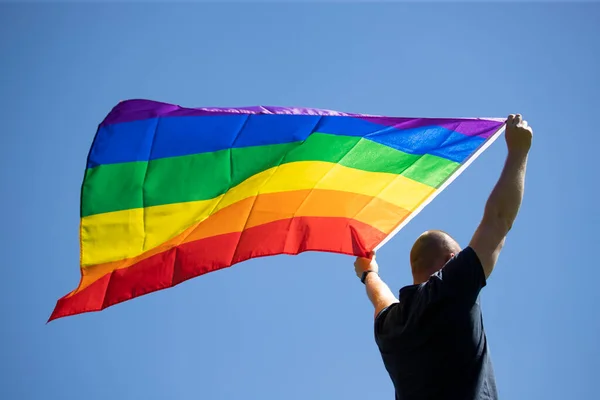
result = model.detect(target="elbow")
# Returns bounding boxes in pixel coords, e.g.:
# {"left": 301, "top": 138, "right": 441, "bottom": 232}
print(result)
{"left": 482, "top": 209, "right": 513, "bottom": 233}
{"left": 496, "top": 212, "right": 514, "bottom": 232}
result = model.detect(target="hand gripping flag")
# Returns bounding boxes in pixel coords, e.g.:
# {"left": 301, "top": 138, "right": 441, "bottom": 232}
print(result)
{"left": 49, "top": 100, "right": 505, "bottom": 320}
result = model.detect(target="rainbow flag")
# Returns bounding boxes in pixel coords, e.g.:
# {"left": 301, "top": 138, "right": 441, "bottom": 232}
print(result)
{"left": 49, "top": 100, "right": 505, "bottom": 321}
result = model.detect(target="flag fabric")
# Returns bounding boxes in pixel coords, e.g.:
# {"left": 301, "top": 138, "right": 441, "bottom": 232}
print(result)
{"left": 49, "top": 99, "right": 505, "bottom": 321}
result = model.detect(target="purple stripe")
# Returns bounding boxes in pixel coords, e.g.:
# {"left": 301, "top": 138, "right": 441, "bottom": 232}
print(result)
{"left": 101, "top": 99, "right": 505, "bottom": 138}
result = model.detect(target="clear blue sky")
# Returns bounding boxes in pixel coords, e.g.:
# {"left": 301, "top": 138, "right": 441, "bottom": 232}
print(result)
{"left": 1, "top": 3, "right": 598, "bottom": 399}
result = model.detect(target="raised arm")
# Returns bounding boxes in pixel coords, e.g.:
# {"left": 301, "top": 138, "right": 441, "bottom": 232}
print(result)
{"left": 469, "top": 114, "right": 533, "bottom": 279}
{"left": 354, "top": 253, "right": 398, "bottom": 318}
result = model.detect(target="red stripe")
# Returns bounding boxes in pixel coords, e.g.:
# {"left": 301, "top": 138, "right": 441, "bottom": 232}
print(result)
{"left": 49, "top": 217, "right": 385, "bottom": 321}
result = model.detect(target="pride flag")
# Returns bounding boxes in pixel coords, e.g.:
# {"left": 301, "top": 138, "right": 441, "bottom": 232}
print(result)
{"left": 49, "top": 100, "right": 505, "bottom": 320}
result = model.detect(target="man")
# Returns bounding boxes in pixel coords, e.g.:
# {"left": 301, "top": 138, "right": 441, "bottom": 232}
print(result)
{"left": 354, "top": 114, "right": 532, "bottom": 399}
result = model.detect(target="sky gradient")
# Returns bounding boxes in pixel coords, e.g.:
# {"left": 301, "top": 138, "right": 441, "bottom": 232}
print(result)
{"left": 1, "top": 3, "right": 599, "bottom": 400}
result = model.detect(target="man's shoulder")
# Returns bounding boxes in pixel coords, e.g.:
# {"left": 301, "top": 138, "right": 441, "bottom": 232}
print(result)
{"left": 374, "top": 301, "right": 400, "bottom": 330}
{"left": 375, "top": 247, "right": 486, "bottom": 339}
{"left": 431, "top": 246, "right": 487, "bottom": 289}
{"left": 442, "top": 246, "right": 482, "bottom": 272}
{"left": 374, "top": 284, "right": 423, "bottom": 340}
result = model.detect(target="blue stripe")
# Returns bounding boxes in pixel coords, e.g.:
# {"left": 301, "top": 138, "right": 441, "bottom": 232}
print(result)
{"left": 87, "top": 114, "right": 485, "bottom": 168}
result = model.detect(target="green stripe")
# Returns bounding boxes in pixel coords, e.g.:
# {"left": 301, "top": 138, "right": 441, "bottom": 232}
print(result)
{"left": 81, "top": 133, "right": 459, "bottom": 217}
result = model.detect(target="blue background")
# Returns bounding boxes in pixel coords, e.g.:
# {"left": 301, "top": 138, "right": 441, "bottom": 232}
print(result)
{"left": 1, "top": 3, "right": 598, "bottom": 399}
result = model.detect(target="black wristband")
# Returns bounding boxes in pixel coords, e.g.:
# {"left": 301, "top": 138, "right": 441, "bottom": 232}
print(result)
{"left": 361, "top": 270, "right": 378, "bottom": 284}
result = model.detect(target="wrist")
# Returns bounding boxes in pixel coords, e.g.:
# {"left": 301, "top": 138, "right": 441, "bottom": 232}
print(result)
{"left": 507, "top": 147, "right": 530, "bottom": 159}
{"left": 360, "top": 270, "right": 379, "bottom": 284}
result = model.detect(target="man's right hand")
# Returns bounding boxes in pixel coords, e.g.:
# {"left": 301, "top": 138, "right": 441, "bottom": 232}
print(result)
{"left": 354, "top": 252, "right": 378, "bottom": 280}
{"left": 354, "top": 252, "right": 399, "bottom": 317}
{"left": 505, "top": 114, "right": 533, "bottom": 154}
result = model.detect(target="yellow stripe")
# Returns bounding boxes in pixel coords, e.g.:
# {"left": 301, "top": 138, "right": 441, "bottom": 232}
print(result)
{"left": 81, "top": 161, "right": 435, "bottom": 266}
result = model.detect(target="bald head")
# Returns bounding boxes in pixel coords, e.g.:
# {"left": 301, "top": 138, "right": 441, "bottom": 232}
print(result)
{"left": 409, "top": 230, "right": 461, "bottom": 283}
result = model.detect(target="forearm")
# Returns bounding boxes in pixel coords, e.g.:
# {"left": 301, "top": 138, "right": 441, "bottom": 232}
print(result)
{"left": 483, "top": 149, "right": 528, "bottom": 230}
{"left": 364, "top": 273, "right": 398, "bottom": 316}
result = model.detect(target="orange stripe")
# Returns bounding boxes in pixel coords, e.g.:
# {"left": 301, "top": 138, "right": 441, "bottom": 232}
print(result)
{"left": 51, "top": 216, "right": 386, "bottom": 321}
{"left": 73, "top": 189, "right": 409, "bottom": 296}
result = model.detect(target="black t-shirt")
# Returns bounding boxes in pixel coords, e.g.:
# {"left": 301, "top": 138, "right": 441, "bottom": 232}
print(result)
{"left": 374, "top": 247, "right": 498, "bottom": 400}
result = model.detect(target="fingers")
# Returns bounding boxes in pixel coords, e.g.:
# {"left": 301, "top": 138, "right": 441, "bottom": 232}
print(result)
{"left": 506, "top": 114, "right": 532, "bottom": 133}
{"left": 355, "top": 250, "right": 376, "bottom": 264}
{"left": 507, "top": 114, "right": 523, "bottom": 126}
{"left": 514, "top": 114, "right": 522, "bottom": 125}
{"left": 355, "top": 253, "right": 376, "bottom": 265}
{"left": 505, "top": 113, "right": 533, "bottom": 142}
